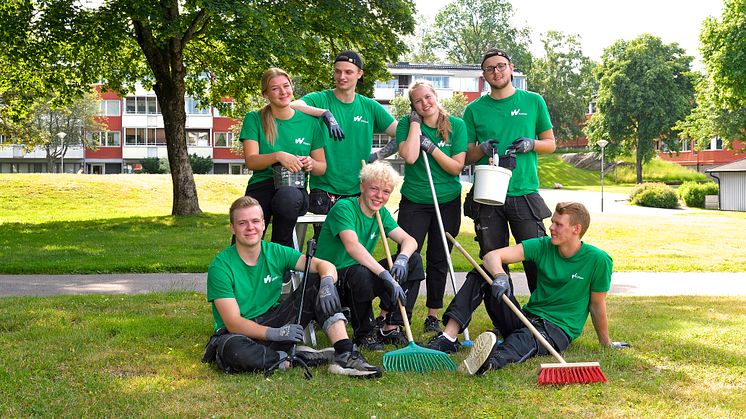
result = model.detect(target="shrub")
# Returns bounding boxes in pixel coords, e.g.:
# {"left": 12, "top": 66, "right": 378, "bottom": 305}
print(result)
{"left": 678, "top": 181, "right": 719, "bottom": 208}
{"left": 629, "top": 182, "right": 679, "bottom": 209}
{"left": 190, "top": 154, "right": 214, "bottom": 174}
{"left": 140, "top": 157, "right": 164, "bottom": 174}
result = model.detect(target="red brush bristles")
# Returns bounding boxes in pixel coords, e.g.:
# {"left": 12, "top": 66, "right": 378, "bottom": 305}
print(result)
{"left": 537, "top": 362, "right": 608, "bottom": 385}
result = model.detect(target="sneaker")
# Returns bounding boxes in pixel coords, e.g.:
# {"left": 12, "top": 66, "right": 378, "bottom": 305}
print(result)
{"left": 295, "top": 346, "right": 335, "bottom": 368}
{"left": 425, "top": 332, "right": 460, "bottom": 354}
{"left": 377, "top": 327, "right": 408, "bottom": 346}
{"left": 374, "top": 315, "right": 385, "bottom": 331}
{"left": 329, "top": 349, "right": 383, "bottom": 378}
{"left": 459, "top": 331, "right": 498, "bottom": 375}
{"left": 354, "top": 333, "right": 384, "bottom": 352}
{"left": 423, "top": 315, "right": 442, "bottom": 334}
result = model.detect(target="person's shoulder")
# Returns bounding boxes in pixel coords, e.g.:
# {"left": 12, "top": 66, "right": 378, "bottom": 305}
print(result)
{"left": 580, "top": 242, "right": 612, "bottom": 261}
{"left": 333, "top": 197, "right": 358, "bottom": 212}
{"left": 209, "top": 245, "right": 238, "bottom": 268}
{"left": 449, "top": 115, "right": 466, "bottom": 127}
{"left": 519, "top": 89, "right": 546, "bottom": 102}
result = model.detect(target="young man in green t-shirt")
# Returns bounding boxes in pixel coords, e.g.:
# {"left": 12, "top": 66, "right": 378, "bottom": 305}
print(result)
{"left": 428, "top": 202, "right": 628, "bottom": 374}
{"left": 202, "top": 196, "right": 382, "bottom": 378}
{"left": 462, "top": 48, "right": 556, "bottom": 294}
{"left": 315, "top": 161, "right": 425, "bottom": 351}
{"left": 291, "top": 51, "right": 398, "bottom": 214}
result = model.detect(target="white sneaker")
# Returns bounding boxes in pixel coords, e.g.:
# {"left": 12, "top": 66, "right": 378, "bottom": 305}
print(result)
{"left": 459, "top": 332, "right": 497, "bottom": 375}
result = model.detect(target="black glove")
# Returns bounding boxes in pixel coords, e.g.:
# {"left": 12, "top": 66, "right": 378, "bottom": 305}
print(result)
{"left": 419, "top": 135, "right": 437, "bottom": 155}
{"left": 390, "top": 254, "right": 409, "bottom": 282}
{"left": 265, "top": 323, "right": 304, "bottom": 343}
{"left": 317, "top": 275, "right": 342, "bottom": 316}
{"left": 478, "top": 138, "right": 499, "bottom": 157}
{"left": 610, "top": 341, "right": 631, "bottom": 349}
{"left": 409, "top": 106, "right": 422, "bottom": 125}
{"left": 506, "top": 137, "right": 535, "bottom": 153}
{"left": 490, "top": 273, "right": 511, "bottom": 300}
{"left": 379, "top": 270, "right": 406, "bottom": 306}
{"left": 321, "top": 111, "right": 344, "bottom": 141}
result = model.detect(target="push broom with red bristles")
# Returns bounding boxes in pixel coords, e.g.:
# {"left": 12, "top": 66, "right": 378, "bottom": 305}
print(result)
{"left": 446, "top": 232, "right": 608, "bottom": 385}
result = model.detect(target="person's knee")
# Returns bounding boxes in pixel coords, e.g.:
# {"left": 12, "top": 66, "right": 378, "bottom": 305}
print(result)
{"left": 344, "top": 266, "right": 375, "bottom": 301}
{"left": 219, "top": 335, "right": 281, "bottom": 373}
{"left": 271, "top": 187, "right": 308, "bottom": 217}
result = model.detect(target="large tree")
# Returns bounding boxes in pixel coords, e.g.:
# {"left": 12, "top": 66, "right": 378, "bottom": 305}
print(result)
{"left": 421, "top": 0, "right": 532, "bottom": 70}
{"left": 529, "top": 31, "right": 596, "bottom": 143}
{"left": 2, "top": 0, "right": 414, "bottom": 215}
{"left": 584, "top": 34, "right": 695, "bottom": 183}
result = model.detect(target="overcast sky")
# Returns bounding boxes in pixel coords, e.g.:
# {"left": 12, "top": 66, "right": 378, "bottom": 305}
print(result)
{"left": 414, "top": 0, "right": 724, "bottom": 68}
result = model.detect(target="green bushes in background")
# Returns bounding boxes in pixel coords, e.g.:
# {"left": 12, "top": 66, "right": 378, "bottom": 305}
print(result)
{"left": 629, "top": 182, "right": 679, "bottom": 209}
{"left": 678, "top": 181, "right": 719, "bottom": 208}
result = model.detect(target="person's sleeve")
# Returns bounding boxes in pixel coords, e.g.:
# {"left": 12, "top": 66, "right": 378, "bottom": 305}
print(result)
{"left": 239, "top": 112, "right": 259, "bottom": 142}
{"left": 395, "top": 115, "right": 411, "bottom": 144}
{"left": 520, "top": 237, "right": 543, "bottom": 263}
{"left": 591, "top": 251, "right": 613, "bottom": 293}
{"left": 450, "top": 117, "right": 468, "bottom": 154}
{"left": 274, "top": 242, "right": 303, "bottom": 271}
{"left": 381, "top": 207, "right": 398, "bottom": 235}
{"left": 301, "top": 91, "right": 324, "bottom": 108}
{"left": 535, "top": 94, "right": 553, "bottom": 133}
{"left": 206, "top": 260, "right": 235, "bottom": 302}
{"left": 462, "top": 105, "right": 477, "bottom": 144}
{"left": 327, "top": 201, "right": 356, "bottom": 237}
{"left": 371, "top": 100, "right": 395, "bottom": 132}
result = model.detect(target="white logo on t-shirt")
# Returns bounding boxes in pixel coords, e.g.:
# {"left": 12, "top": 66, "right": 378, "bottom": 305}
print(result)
{"left": 353, "top": 115, "right": 369, "bottom": 123}
{"left": 571, "top": 273, "right": 584, "bottom": 281}
{"left": 263, "top": 274, "right": 272, "bottom": 284}
{"left": 511, "top": 108, "right": 527, "bottom": 116}
{"left": 294, "top": 137, "right": 308, "bottom": 145}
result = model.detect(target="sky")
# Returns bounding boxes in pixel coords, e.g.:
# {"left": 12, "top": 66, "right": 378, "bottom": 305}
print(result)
{"left": 414, "top": 0, "right": 724, "bottom": 68}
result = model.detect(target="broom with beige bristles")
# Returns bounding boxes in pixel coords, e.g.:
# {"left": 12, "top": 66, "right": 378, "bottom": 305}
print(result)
{"left": 446, "top": 232, "right": 608, "bottom": 385}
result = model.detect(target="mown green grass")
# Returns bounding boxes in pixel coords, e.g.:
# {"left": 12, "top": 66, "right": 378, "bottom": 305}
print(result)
{"left": 0, "top": 293, "right": 743, "bottom": 417}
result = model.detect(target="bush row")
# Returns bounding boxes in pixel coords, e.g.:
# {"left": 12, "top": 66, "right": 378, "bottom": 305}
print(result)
{"left": 677, "top": 181, "right": 719, "bottom": 208}
{"left": 139, "top": 154, "right": 214, "bottom": 174}
{"left": 629, "top": 183, "right": 679, "bottom": 209}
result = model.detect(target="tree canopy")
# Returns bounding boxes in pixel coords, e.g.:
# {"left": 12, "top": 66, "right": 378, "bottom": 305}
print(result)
{"left": 584, "top": 34, "right": 694, "bottom": 183}
{"left": 529, "top": 31, "right": 596, "bottom": 143}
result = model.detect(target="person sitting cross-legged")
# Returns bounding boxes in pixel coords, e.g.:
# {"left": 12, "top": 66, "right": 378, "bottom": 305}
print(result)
{"left": 202, "top": 195, "right": 382, "bottom": 378}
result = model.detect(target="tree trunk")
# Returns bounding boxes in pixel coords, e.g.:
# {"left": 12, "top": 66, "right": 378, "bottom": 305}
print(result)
{"left": 636, "top": 136, "right": 644, "bottom": 184}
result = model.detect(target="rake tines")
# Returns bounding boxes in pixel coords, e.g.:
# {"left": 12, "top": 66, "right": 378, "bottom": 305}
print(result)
{"left": 383, "top": 341, "right": 456, "bottom": 373}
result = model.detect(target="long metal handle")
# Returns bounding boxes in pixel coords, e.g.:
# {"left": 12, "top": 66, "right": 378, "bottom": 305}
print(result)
{"left": 446, "top": 232, "right": 566, "bottom": 363}
{"left": 421, "top": 150, "right": 470, "bottom": 342}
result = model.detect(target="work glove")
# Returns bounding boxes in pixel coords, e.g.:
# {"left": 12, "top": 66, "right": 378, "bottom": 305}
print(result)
{"left": 321, "top": 111, "right": 344, "bottom": 141}
{"left": 610, "top": 341, "right": 631, "bottom": 349}
{"left": 419, "top": 135, "right": 437, "bottom": 155}
{"left": 265, "top": 323, "right": 304, "bottom": 343}
{"left": 409, "top": 106, "right": 422, "bottom": 125}
{"left": 379, "top": 270, "right": 406, "bottom": 306}
{"left": 478, "top": 138, "right": 500, "bottom": 157}
{"left": 506, "top": 137, "right": 535, "bottom": 154}
{"left": 390, "top": 254, "right": 409, "bottom": 282}
{"left": 317, "top": 275, "right": 342, "bottom": 316}
{"left": 490, "top": 273, "right": 511, "bottom": 300}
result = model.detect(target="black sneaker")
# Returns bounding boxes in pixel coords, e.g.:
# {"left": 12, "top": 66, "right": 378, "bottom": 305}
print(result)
{"left": 377, "top": 327, "right": 408, "bottom": 346}
{"left": 423, "top": 315, "right": 442, "bottom": 334}
{"left": 295, "top": 346, "right": 335, "bottom": 368}
{"left": 458, "top": 331, "right": 498, "bottom": 375}
{"left": 425, "top": 332, "right": 460, "bottom": 354}
{"left": 328, "top": 349, "right": 383, "bottom": 378}
{"left": 354, "top": 333, "right": 384, "bottom": 352}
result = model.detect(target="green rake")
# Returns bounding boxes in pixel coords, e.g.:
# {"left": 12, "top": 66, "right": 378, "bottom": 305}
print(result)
{"left": 376, "top": 211, "right": 456, "bottom": 373}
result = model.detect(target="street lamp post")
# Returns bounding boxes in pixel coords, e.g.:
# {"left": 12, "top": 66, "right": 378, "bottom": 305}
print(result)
{"left": 597, "top": 140, "right": 609, "bottom": 212}
{"left": 56, "top": 132, "right": 67, "bottom": 173}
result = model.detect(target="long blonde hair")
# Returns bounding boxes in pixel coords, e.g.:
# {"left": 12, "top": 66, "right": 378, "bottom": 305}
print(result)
{"left": 408, "top": 80, "right": 452, "bottom": 143}
{"left": 259, "top": 68, "right": 293, "bottom": 145}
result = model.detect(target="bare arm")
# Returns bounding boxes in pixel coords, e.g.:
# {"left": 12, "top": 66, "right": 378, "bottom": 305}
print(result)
{"left": 533, "top": 129, "right": 556, "bottom": 154}
{"left": 387, "top": 226, "right": 418, "bottom": 258}
{"left": 398, "top": 121, "right": 422, "bottom": 164}
{"left": 290, "top": 99, "right": 327, "bottom": 117}
{"left": 383, "top": 120, "right": 398, "bottom": 138}
{"left": 242, "top": 139, "right": 302, "bottom": 172}
{"left": 214, "top": 298, "right": 271, "bottom": 339}
{"left": 338, "top": 229, "right": 387, "bottom": 275}
{"left": 306, "top": 147, "right": 326, "bottom": 176}
{"left": 588, "top": 291, "right": 612, "bottom": 346}
{"left": 429, "top": 150, "right": 465, "bottom": 176}
{"left": 465, "top": 142, "right": 484, "bottom": 165}
{"left": 482, "top": 244, "right": 526, "bottom": 276}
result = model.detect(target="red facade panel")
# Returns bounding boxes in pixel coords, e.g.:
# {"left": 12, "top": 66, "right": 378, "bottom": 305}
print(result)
{"left": 214, "top": 148, "right": 243, "bottom": 159}
{"left": 86, "top": 147, "right": 122, "bottom": 159}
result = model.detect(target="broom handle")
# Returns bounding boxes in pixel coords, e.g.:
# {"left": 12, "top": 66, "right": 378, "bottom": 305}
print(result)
{"left": 421, "top": 150, "right": 471, "bottom": 343}
{"left": 376, "top": 211, "right": 415, "bottom": 343}
{"left": 446, "top": 232, "right": 567, "bottom": 364}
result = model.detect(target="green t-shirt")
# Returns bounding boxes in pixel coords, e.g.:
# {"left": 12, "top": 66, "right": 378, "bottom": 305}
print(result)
{"left": 522, "top": 236, "right": 613, "bottom": 340}
{"left": 315, "top": 197, "right": 398, "bottom": 270}
{"left": 239, "top": 110, "right": 326, "bottom": 186}
{"left": 462, "top": 89, "right": 553, "bottom": 196}
{"left": 301, "top": 90, "right": 395, "bottom": 195}
{"left": 395, "top": 115, "right": 467, "bottom": 204}
{"left": 206, "top": 242, "right": 301, "bottom": 332}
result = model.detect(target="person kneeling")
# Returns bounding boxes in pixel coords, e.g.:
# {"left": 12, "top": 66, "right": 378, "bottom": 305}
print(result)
{"left": 202, "top": 196, "right": 381, "bottom": 378}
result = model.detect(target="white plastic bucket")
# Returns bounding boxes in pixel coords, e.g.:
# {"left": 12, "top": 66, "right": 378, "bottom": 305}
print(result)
{"left": 473, "top": 165, "right": 512, "bottom": 206}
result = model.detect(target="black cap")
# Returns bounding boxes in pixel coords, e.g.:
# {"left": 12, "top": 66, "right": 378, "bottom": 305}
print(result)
{"left": 334, "top": 50, "right": 363, "bottom": 69}
{"left": 481, "top": 49, "right": 511, "bottom": 69}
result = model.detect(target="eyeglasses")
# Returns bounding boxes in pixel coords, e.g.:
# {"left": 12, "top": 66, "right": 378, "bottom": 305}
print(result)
{"left": 482, "top": 63, "right": 510, "bottom": 74}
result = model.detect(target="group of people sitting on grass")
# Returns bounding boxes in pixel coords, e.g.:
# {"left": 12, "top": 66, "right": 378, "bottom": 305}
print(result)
{"left": 201, "top": 49, "right": 628, "bottom": 379}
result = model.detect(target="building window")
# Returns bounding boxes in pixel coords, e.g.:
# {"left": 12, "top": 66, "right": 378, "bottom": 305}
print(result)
{"left": 87, "top": 131, "right": 121, "bottom": 146}
{"left": 99, "top": 100, "right": 121, "bottom": 116}
{"left": 188, "top": 130, "right": 210, "bottom": 146}
{"left": 185, "top": 97, "right": 210, "bottom": 115}
{"left": 214, "top": 132, "right": 235, "bottom": 147}
{"left": 709, "top": 137, "right": 723, "bottom": 150}
{"left": 125, "top": 97, "right": 160, "bottom": 115}
{"left": 124, "top": 128, "right": 167, "bottom": 145}
{"left": 420, "top": 75, "right": 450, "bottom": 89}
{"left": 681, "top": 139, "right": 691, "bottom": 152}
{"left": 375, "top": 79, "right": 398, "bottom": 89}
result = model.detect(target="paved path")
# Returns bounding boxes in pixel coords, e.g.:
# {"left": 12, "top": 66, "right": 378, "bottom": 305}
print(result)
{"left": 2, "top": 272, "right": 744, "bottom": 298}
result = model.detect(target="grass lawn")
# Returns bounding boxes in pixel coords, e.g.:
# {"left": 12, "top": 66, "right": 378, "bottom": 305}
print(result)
{"left": 2, "top": 173, "right": 746, "bottom": 273}
{"left": 0, "top": 293, "right": 744, "bottom": 417}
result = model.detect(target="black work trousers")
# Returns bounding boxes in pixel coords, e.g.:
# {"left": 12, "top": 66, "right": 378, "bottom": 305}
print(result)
{"left": 245, "top": 179, "right": 309, "bottom": 247}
